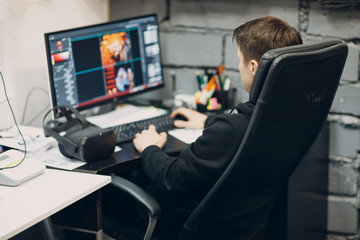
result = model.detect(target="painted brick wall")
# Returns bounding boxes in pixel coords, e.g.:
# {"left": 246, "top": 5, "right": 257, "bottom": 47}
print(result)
{"left": 304, "top": 2, "right": 360, "bottom": 239}
{"left": 110, "top": 0, "right": 360, "bottom": 239}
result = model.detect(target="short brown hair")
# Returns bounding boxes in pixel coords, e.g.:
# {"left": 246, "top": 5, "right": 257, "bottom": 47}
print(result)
{"left": 232, "top": 16, "right": 303, "bottom": 63}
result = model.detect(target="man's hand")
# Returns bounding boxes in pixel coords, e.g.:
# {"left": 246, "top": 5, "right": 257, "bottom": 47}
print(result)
{"left": 170, "top": 107, "right": 207, "bottom": 129}
{"left": 133, "top": 124, "right": 167, "bottom": 153}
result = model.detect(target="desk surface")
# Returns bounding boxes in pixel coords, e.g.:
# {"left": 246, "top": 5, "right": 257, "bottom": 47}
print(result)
{"left": 0, "top": 169, "right": 111, "bottom": 240}
{"left": 76, "top": 134, "right": 188, "bottom": 174}
{"left": 45, "top": 104, "right": 190, "bottom": 174}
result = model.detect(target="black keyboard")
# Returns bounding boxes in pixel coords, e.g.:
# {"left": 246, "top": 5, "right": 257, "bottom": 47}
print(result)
{"left": 111, "top": 114, "right": 175, "bottom": 143}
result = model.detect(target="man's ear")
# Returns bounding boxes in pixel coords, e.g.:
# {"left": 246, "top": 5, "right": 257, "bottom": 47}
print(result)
{"left": 250, "top": 59, "right": 259, "bottom": 76}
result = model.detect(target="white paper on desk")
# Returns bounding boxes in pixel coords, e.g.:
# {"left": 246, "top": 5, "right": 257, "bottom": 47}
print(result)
{"left": 40, "top": 147, "right": 86, "bottom": 170}
{"left": 168, "top": 128, "right": 203, "bottom": 144}
{"left": 87, "top": 104, "right": 168, "bottom": 128}
{"left": 40, "top": 145, "right": 122, "bottom": 170}
{"left": 0, "top": 125, "right": 55, "bottom": 152}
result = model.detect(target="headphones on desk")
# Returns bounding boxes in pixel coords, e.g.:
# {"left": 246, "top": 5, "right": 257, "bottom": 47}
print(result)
{"left": 43, "top": 105, "right": 116, "bottom": 162}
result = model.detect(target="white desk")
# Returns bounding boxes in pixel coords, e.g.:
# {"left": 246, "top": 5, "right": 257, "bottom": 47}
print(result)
{"left": 0, "top": 168, "right": 111, "bottom": 240}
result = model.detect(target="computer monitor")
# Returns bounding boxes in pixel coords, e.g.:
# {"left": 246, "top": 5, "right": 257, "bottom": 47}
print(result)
{"left": 44, "top": 14, "right": 164, "bottom": 113}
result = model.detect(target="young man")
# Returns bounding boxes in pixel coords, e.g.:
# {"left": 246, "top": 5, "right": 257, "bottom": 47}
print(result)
{"left": 131, "top": 16, "right": 302, "bottom": 239}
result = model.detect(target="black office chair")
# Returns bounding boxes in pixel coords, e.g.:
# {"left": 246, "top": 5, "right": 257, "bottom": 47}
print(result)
{"left": 107, "top": 39, "right": 348, "bottom": 240}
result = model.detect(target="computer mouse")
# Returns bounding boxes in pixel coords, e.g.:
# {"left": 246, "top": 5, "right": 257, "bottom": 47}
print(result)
{"left": 174, "top": 114, "right": 188, "bottom": 121}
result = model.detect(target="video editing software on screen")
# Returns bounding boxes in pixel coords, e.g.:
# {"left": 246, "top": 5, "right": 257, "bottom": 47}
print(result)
{"left": 45, "top": 15, "right": 164, "bottom": 111}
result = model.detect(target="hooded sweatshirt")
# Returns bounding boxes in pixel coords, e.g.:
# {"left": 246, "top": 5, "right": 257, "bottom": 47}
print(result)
{"left": 140, "top": 101, "right": 255, "bottom": 239}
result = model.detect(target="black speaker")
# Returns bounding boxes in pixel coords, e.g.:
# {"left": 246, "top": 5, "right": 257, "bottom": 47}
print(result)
{"left": 43, "top": 105, "right": 116, "bottom": 162}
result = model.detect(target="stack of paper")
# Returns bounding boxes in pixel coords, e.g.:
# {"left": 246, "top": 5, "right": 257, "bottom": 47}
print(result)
{"left": 0, "top": 125, "right": 55, "bottom": 153}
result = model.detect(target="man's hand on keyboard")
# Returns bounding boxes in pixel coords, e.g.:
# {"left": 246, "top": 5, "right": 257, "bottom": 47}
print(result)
{"left": 170, "top": 107, "right": 208, "bottom": 129}
{"left": 133, "top": 124, "right": 167, "bottom": 153}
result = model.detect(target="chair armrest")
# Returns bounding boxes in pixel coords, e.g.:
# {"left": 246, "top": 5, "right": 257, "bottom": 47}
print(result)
{"left": 110, "top": 174, "right": 161, "bottom": 217}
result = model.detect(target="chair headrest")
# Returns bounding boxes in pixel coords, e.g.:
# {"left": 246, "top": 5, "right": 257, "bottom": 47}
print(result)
{"left": 249, "top": 39, "right": 344, "bottom": 103}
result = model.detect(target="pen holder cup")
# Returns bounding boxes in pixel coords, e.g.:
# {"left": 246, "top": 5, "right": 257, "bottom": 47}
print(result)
{"left": 196, "top": 88, "right": 237, "bottom": 112}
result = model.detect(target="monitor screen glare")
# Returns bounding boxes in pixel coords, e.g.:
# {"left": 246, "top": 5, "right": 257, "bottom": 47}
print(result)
{"left": 45, "top": 14, "right": 164, "bottom": 111}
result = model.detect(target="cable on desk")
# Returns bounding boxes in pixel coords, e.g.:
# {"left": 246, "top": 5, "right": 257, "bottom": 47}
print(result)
{"left": 21, "top": 87, "right": 50, "bottom": 125}
{"left": 0, "top": 71, "right": 27, "bottom": 170}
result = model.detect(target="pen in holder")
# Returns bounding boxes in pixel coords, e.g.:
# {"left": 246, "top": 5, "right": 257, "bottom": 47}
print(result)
{"left": 194, "top": 64, "right": 235, "bottom": 112}
{"left": 196, "top": 88, "right": 236, "bottom": 112}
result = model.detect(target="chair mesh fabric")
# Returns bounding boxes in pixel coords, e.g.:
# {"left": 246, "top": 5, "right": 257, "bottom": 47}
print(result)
{"left": 249, "top": 39, "right": 343, "bottom": 103}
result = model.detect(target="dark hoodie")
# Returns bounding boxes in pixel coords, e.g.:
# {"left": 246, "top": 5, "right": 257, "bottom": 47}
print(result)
{"left": 140, "top": 101, "right": 255, "bottom": 239}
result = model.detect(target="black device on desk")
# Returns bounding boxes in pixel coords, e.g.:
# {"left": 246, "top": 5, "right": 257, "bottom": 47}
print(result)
{"left": 44, "top": 14, "right": 188, "bottom": 173}
{"left": 43, "top": 105, "right": 116, "bottom": 162}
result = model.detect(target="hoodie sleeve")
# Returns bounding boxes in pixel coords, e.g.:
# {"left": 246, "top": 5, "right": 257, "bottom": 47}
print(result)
{"left": 141, "top": 113, "right": 250, "bottom": 196}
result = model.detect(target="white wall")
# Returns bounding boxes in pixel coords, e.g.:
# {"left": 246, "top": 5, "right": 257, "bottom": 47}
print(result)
{"left": 0, "top": 0, "right": 109, "bottom": 129}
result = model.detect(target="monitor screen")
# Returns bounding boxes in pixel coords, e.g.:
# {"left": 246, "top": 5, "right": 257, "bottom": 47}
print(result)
{"left": 44, "top": 14, "right": 164, "bottom": 112}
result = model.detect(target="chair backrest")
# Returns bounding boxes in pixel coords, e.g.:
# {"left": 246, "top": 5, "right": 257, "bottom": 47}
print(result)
{"left": 179, "top": 40, "right": 348, "bottom": 240}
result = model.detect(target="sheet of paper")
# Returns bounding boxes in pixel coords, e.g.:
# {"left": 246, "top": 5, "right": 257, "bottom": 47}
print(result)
{"left": 39, "top": 145, "right": 122, "bottom": 171}
{"left": 168, "top": 128, "right": 203, "bottom": 144}
{"left": 0, "top": 125, "right": 55, "bottom": 152}
{"left": 39, "top": 147, "right": 86, "bottom": 170}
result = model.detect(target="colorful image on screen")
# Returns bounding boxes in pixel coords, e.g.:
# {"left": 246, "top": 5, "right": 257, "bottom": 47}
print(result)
{"left": 100, "top": 31, "right": 135, "bottom": 95}
{"left": 51, "top": 51, "right": 70, "bottom": 65}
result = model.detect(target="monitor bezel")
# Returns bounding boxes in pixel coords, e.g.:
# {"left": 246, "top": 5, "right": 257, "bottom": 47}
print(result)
{"left": 44, "top": 14, "right": 164, "bottom": 114}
